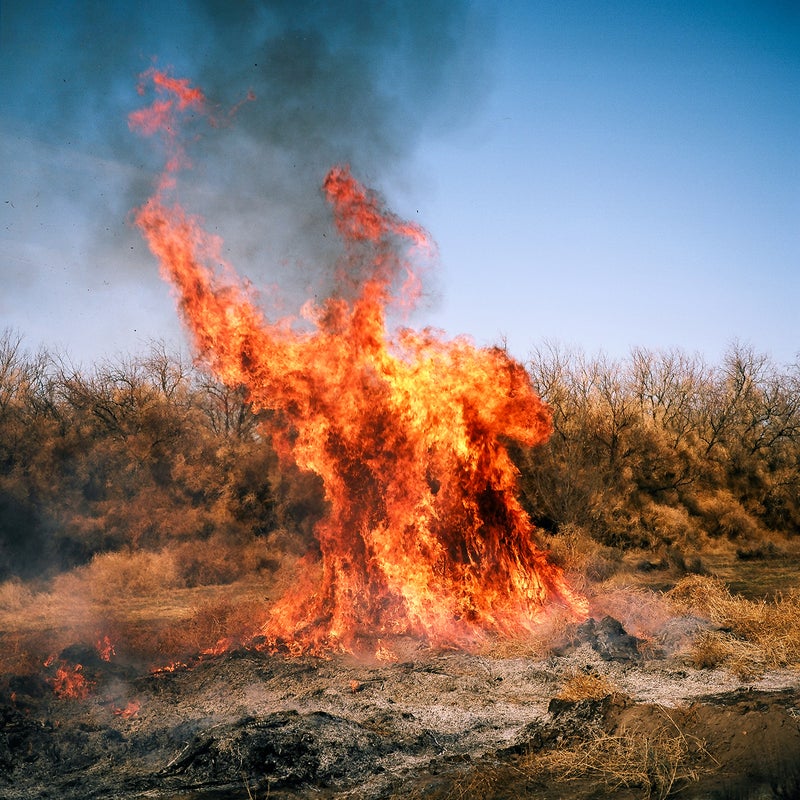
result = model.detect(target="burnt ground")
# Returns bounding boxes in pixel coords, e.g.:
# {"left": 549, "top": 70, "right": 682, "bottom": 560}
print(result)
{"left": 2, "top": 627, "right": 800, "bottom": 800}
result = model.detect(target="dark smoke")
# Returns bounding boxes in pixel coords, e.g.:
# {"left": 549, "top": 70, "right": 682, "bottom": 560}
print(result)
{"left": 2, "top": 1, "right": 492, "bottom": 320}
{"left": 160, "top": 0, "right": 493, "bottom": 311}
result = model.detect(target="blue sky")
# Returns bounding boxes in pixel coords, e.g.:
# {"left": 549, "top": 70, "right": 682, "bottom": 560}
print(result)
{"left": 2, "top": 1, "right": 798, "bottom": 368}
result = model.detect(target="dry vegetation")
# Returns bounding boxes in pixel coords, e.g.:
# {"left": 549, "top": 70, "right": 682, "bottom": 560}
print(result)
{"left": 0, "top": 541, "right": 306, "bottom": 673}
{"left": 556, "top": 669, "right": 621, "bottom": 701}
{"left": 525, "top": 711, "right": 716, "bottom": 800}
{"left": 522, "top": 340, "right": 800, "bottom": 550}
{"left": 1, "top": 329, "right": 799, "bottom": 684}
{"left": 399, "top": 703, "right": 718, "bottom": 800}
{"left": 667, "top": 575, "right": 800, "bottom": 677}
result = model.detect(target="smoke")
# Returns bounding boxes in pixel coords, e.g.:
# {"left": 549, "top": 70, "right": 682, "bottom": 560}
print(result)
{"left": 1, "top": 1, "right": 492, "bottom": 353}
{"left": 150, "top": 0, "right": 493, "bottom": 313}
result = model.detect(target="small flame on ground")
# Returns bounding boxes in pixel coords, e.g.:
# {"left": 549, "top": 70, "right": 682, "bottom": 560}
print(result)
{"left": 150, "top": 661, "right": 189, "bottom": 676}
{"left": 130, "top": 68, "right": 588, "bottom": 658}
{"left": 49, "top": 664, "right": 92, "bottom": 700}
{"left": 114, "top": 700, "right": 141, "bottom": 719}
{"left": 201, "top": 637, "right": 238, "bottom": 657}
{"left": 97, "top": 636, "right": 116, "bottom": 662}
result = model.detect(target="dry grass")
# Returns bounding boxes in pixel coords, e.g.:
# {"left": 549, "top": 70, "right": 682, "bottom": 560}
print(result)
{"left": 398, "top": 704, "right": 715, "bottom": 800}
{"left": 0, "top": 549, "right": 279, "bottom": 672}
{"left": 543, "top": 523, "right": 623, "bottom": 586}
{"left": 524, "top": 708, "right": 714, "bottom": 800}
{"left": 686, "top": 630, "right": 767, "bottom": 680}
{"left": 556, "top": 669, "right": 620, "bottom": 701}
{"left": 666, "top": 575, "right": 800, "bottom": 677}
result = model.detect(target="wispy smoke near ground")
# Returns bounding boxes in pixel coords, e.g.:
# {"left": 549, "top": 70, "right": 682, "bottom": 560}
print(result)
{"left": 2, "top": 1, "right": 491, "bottom": 349}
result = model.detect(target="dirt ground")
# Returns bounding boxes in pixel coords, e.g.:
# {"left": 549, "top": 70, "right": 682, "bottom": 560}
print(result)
{"left": 2, "top": 630, "right": 799, "bottom": 800}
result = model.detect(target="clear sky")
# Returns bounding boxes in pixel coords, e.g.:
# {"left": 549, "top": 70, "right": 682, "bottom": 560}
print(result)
{"left": 2, "top": 1, "right": 798, "bottom": 369}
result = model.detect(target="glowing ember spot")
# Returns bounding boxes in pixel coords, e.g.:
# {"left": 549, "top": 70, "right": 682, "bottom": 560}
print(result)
{"left": 130, "top": 69, "right": 588, "bottom": 657}
{"left": 114, "top": 700, "right": 141, "bottom": 719}
{"left": 97, "top": 635, "right": 116, "bottom": 662}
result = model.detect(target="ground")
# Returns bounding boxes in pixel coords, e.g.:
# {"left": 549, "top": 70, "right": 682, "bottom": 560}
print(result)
{"left": 2, "top": 630, "right": 799, "bottom": 799}
{"left": 3, "top": 547, "right": 800, "bottom": 799}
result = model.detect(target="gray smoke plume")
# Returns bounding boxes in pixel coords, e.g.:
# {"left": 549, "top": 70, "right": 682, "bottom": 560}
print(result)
{"left": 2, "top": 0, "right": 492, "bottom": 345}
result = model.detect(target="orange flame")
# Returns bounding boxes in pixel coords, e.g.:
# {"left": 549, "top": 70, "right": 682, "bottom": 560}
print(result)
{"left": 130, "top": 69, "right": 587, "bottom": 657}
{"left": 49, "top": 664, "right": 92, "bottom": 700}
{"left": 150, "top": 660, "right": 189, "bottom": 675}
{"left": 114, "top": 700, "right": 141, "bottom": 719}
{"left": 97, "top": 635, "right": 116, "bottom": 662}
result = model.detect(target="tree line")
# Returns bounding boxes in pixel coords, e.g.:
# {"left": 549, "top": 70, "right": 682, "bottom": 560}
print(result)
{"left": 0, "top": 329, "right": 322, "bottom": 581}
{"left": 520, "top": 340, "right": 800, "bottom": 549}
{"left": 0, "top": 328, "right": 797, "bottom": 581}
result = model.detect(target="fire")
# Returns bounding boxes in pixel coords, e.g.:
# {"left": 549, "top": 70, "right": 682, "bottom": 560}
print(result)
{"left": 97, "top": 635, "right": 116, "bottom": 662}
{"left": 130, "top": 69, "right": 587, "bottom": 657}
{"left": 201, "top": 637, "right": 238, "bottom": 657}
{"left": 49, "top": 664, "right": 92, "bottom": 700}
{"left": 114, "top": 700, "right": 141, "bottom": 719}
{"left": 150, "top": 661, "right": 188, "bottom": 675}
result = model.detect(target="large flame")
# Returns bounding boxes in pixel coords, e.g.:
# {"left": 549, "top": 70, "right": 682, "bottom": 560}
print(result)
{"left": 130, "top": 69, "right": 587, "bottom": 656}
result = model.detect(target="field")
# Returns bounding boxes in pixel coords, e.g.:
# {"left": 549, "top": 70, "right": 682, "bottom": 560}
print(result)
{"left": 2, "top": 537, "right": 800, "bottom": 800}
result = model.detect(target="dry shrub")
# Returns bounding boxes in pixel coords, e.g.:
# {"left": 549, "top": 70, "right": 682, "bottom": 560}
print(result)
{"left": 153, "top": 594, "right": 268, "bottom": 657}
{"left": 646, "top": 503, "right": 695, "bottom": 544}
{"left": 525, "top": 710, "right": 713, "bottom": 800}
{"left": 543, "top": 523, "right": 622, "bottom": 586}
{"left": 0, "top": 577, "right": 34, "bottom": 612}
{"left": 667, "top": 575, "right": 800, "bottom": 676}
{"left": 641, "top": 503, "right": 707, "bottom": 573}
{"left": 48, "top": 537, "right": 276, "bottom": 605}
{"left": 51, "top": 548, "right": 184, "bottom": 602}
{"left": 170, "top": 535, "right": 276, "bottom": 587}
{"left": 557, "top": 670, "right": 620, "bottom": 701}
{"left": 694, "top": 492, "right": 761, "bottom": 540}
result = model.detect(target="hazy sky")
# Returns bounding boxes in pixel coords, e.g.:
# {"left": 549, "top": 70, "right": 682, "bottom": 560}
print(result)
{"left": 2, "top": 1, "right": 798, "bottom": 368}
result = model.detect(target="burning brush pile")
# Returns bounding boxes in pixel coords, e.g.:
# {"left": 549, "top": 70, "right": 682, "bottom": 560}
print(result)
{"left": 2, "top": 71, "right": 800, "bottom": 800}
{"left": 130, "top": 68, "right": 588, "bottom": 658}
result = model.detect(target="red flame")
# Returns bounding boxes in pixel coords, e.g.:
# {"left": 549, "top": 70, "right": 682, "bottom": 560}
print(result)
{"left": 130, "top": 69, "right": 587, "bottom": 657}
{"left": 49, "top": 664, "right": 92, "bottom": 700}
{"left": 97, "top": 635, "right": 116, "bottom": 662}
{"left": 150, "top": 660, "right": 189, "bottom": 675}
{"left": 114, "top": 700, "right": 141, "bottom": 719}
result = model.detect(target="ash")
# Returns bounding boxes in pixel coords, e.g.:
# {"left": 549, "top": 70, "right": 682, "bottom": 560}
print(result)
{"left": 2, "top": 638, "right": 800, "bottom": 799}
